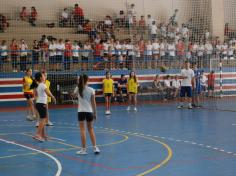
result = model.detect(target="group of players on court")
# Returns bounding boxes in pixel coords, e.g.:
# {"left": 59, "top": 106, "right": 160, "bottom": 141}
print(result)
{"left": 22, "top": 60, "right": 213, "bottom": 155}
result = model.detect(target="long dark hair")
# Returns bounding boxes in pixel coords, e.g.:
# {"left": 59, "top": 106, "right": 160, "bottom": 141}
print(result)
{"left": 78, "top": 74, "right": 88, "bottom": 98}
{"left": 129, "top": 71, "right": 137, "bottom": 83}
{"left": 30, "top": 72, "right": 42, "bottom": 89}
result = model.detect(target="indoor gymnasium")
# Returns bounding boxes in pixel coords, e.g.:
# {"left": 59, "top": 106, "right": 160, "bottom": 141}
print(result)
{"left": 0, "top": 0, "right": 236, "bottom": 176}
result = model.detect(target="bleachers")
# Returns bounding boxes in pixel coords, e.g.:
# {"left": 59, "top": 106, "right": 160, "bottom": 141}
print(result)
{"left": 0, "top": 20, "right": 88, "bottom": 46}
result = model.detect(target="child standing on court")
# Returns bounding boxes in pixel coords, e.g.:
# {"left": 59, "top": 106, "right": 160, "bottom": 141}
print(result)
{"left": 23, "top": 68, "right": 36, "bottom": 121}
{"left": 103, "top": 71, "right": 114, "bottom": 115}
{"left": 32, "top": 72, "right": 56, "bottom": 142}
{"left": 74, "top": 74, "right": 100, "bottom": 155}
{"left": 127, "top": 71, "right": 139, "bottom": 111}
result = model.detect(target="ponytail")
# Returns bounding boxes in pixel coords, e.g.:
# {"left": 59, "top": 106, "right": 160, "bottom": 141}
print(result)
{"left": 30, "top": 72, "right": 42, "bottom": 89}
{"left": 78, "top": 74, "right": 88, "bottom": 98}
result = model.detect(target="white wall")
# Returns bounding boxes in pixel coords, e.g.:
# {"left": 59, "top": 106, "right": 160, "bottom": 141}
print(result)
{"left": 224, "top": 0, "right": 236, "bottom": 28}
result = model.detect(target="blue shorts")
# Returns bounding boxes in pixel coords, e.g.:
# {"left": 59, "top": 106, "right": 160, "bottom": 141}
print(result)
{"left": 180, "top": 86, "right": 192, "bottom": 97}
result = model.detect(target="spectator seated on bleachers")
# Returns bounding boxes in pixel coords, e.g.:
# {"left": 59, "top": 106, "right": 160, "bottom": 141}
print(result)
{"left": 29, "top": 6, "right": 38, "bottom": 26}
{"left": 116, "top": 74, "right": 128, "bottom": 102}
{"left": 20, "top": 7, "right": 28, "bottom": 21}
{"left": 104, "top": 15, "right": 114, "bottom": 31}
{"left": 163, "top": 75, "right": 175, "bottom": 100}
{"left": 59, "top": 8, "right": 69, "bottom": 27}
{"left": 0, "top": 14, "right": 9, "bottom": 32}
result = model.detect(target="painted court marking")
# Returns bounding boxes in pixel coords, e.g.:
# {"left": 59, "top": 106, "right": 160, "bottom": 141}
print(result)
{"left": 0, "top": 138, "right": 62, "bottom": 176}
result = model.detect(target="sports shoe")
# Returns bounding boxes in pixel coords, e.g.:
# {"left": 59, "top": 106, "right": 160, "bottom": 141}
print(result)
{"left": 126, "top": 106, "right": 131, "bottom": 111}
{"left": 94, "top": 146, "right": 100, "bottom": 155}
{"left": 33, "top": 136, "right": 45, "bottom": 142}
{"left": 177, "top": 105, "right": 183, "bottom": 109}
{"left": 76, "top": 148, "right": 87, "bottom": 155}
{"left": 105, "top": 110, "right": 110, "bottom": 115}
{"left": 46, "top": 120, "right": 54, "bottom": 126}
{"left": 26, "top": 115, "right": 34, "bottom": 121}
{"left": 35, "top": 121, "right": 39, "bottom": 127}
{"left": 32, "top": 115, "right": 37, "bottom": 120}
{"left": 134, "top": 107, "right": 137, "bottom": 111}
{"left": 188, "top": 104, "right": 193, "bottom": 109}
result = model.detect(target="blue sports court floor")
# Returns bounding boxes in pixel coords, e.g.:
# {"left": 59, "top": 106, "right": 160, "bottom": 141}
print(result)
{"left": 0, "top": 100, "right": 235, "bottom": 176}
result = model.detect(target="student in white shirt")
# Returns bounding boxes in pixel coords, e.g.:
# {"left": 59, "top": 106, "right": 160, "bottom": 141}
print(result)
{"left": 172, "top": 75, "right": 181, "bottom": 98}
{"left": 204, "top": 41, "right": 213, "bottom": 67}
{"left": 197, "top": 43, "right": 205, "bottom": 67}
{"left": 49, "top": 39, "right": 57, "bottom": 71}
{"left": 32, "top": 72, "right": 56, "bottom": 142}
{"left": 152, "top": 39, "right": 160, "bottom": 68}
{"left": 167, "top": 41, "right": 176, "bottom": 67}
{"left": 151, "top": 21, "right": 157, "bottom": 40}
{"left": 0, "top": 40, "right": 9, "bottom": 72}
{"left": 146, "top": 40, "right": 153, "bottom": 68}
{"left": 56, "top": 39, "right": 65, "bottom": 70}
{"left": 19, "top": 39, "right": 28, "bottom": 71}
{"left": 228, "top": 44, "right": 235, "bottom": 59}
{"left": 126, "top": 41, "right": 135, "bottom": 70}
{"left": 82, "top": 41, "right": 91, "bottom": 70}
{"left": 74, "top": 74, "right": 100, "bottom": 155}
{"left": 178, "top": 61, "right": 195, "bottom": 109}
{"left": 72, "top": 40, "right": 80, "bottom": 70}
{"left": 222, "top": 42, "right": 228, "bottom": 59}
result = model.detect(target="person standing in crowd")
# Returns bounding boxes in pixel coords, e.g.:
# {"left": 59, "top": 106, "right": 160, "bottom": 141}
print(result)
{"left": 0, "top": 40, "right": 9, "bottom": 72}
{"left": 178, "top": 61, "right": 195, "bottom": 109}
{"left": 32, "top": 72, "right": 56, "bottom": 142}
{"left": 74, "top": 74, "right": 100, "bottom": 155}
{"left": 103, "top": 71, "right": 114, "bottom": 115}
{"left": 64, "top": 39, "right": 72, "bottom": 70}
{"left": 192, "top": 63, "right": 202, "bottom": 108}
{"left": 23, "top": 68, "right": 36, "bottom": 121}
{"left": 207, "top": 71, "right": 215, "bottom": 97}
{"left": 127, "top": 71, "right": 139, "bottom": 111}
{"left": 19, "top": 39, "right": 28, "bottom": 72}
{"left": 10, "top": 39, "right": 18, "bottom": 72}
{"left": 32, "top": 40, "right": 40, "bottom": 71}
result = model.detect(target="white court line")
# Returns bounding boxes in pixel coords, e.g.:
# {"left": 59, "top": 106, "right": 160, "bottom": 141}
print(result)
{"left": 232, "top": 124, "right": 236, "bottom": 126}
{"left": 0, "top": 138, "right": 62, "bottom": 176}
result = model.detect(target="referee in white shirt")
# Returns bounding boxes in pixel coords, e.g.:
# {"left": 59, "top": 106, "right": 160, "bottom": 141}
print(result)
{"left": 178, "top": 61, "right": 195, "bottom": 109}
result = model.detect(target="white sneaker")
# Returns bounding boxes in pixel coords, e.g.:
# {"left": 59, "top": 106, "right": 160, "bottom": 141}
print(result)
{"left": 94, "top": 146, "right": 100, "bottom": 155}
{"left": 46, "top": 121, "right": 54, "bottom": 126}
{"left": 105, "top": 110, "right": 110, "bottom": 115}
{"left": 177, "top": 105, "right": 183, "bottom": 109}
{"left": 108, "top": 110, "right": 111, "bottom": 115}
{"left": 76, "top": 148, "right": 87, "bottom": 155}
{"left": 126, "top": 106, "right": 131, "bottom": 111}
{"left": 134, "top": 107, "right": 137, "bottom": 111}
{"left": 188, "top": 104, "right": 193, "bottom": 109}
{"left": 26, "top": 115, "right": 34, "bottom": 121}
{"left": 35, "top": 121, "right": 39, "bottom": 127}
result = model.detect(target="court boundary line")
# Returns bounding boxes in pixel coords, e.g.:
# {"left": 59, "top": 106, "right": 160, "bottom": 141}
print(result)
{"left": 0, "top": 138, "right": 62, "bottom": 176}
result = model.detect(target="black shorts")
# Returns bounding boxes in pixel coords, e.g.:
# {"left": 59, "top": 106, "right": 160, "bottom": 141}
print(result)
{"left": 24, "top": 93, "right": 33, "bottom": 100}
{"left": 36, "top": 103, "right": 47, "bottom": 119}
{"left": 78, "top": 112, "right": 94, "bottom": 122}
{"left": 104, "top": 93, "right": 112, "bottom": 97}
{"left": 180, "top": 86, "right": 192, "bottom": 97}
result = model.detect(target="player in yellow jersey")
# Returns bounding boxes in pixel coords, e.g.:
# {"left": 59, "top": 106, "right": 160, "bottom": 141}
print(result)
{"left": 23, "top": 68, "right": 36, "bottom": 121}
{"left": 103, "top": 71, "right": 114, "bottom": 115}
{"left": 127, "top": 71, "right": 139, "bottom": 111}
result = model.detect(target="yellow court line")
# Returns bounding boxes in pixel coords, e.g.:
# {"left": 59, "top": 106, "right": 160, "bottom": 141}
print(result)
{"left": 129, "top": 134, "right": 173, "bottom": 176}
